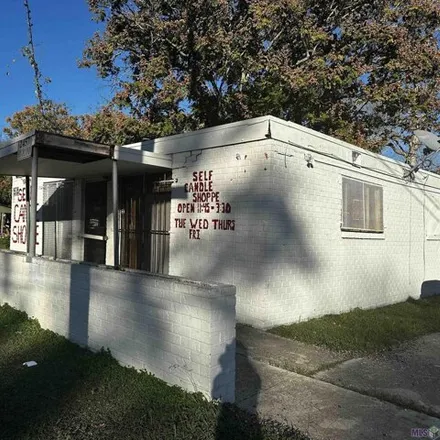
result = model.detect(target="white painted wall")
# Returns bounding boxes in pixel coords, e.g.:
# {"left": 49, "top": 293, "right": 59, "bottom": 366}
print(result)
{"left": 166, "top": 122, "right": 440, "bottom": 328}
{"left": 10, "top": 116, "right": 440, "bottom": 328}
{"left": 106, "top": 180, "right": 115, "bottom": 266}
{"left": 0, "top": 251, "right": 236, "bottom": 402}
{"left": 169, "top": 141, "right": 277, "bottom": 327}
{"left": 261, "top": 139, "right": 438, "bottom": 327}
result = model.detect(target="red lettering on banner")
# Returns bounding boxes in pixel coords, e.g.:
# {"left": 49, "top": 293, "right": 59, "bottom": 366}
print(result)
{"left": 11, "top": 183, "right": 39, "bottom": 248}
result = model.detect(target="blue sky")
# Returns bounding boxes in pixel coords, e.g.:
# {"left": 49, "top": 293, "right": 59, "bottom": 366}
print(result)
{"left": 0, "top": 0, "right": 110, "bottom": 136}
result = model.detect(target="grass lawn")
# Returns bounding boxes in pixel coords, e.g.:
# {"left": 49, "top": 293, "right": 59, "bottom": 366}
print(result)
{"left": 0, "top": 236, "right": 9, "bottom": 249}
{"left": 0, "top": 304, "right": 307, "bottom": 440}
{"left": 269, "top": 297, "right": 440, "bottom": 354}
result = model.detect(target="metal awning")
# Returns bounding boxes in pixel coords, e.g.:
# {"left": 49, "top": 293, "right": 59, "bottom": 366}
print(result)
{"left": 0, "top": 130, "right": 172, "bottom": 265}
{"left": 0, "top": 131, "right": 171, "bottom": 178}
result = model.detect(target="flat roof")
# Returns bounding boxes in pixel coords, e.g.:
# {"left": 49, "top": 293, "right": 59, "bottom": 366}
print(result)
{"left": 123, "top": 115, "right": 440, "bottom": 186}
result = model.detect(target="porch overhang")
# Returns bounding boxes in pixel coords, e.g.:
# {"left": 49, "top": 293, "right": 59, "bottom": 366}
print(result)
{"left": 0, "top": 130, "right": 172, "bottom": 264}
{"left": 0, "top": 131, "right": 172, "bottom": 178}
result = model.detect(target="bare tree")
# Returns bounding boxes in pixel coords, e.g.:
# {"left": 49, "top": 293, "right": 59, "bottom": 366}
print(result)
{"left": 22, "top": 0, "right": 49, "bottom": 115}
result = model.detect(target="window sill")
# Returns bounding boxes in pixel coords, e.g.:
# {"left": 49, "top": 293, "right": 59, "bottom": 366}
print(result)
{"left": 341, "top": 230, "right": 385, "bottom": 240}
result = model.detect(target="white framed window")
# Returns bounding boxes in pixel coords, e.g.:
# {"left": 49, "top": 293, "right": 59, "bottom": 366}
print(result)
{"left": 342, "top": 177, "right": 383, "bottom": 233}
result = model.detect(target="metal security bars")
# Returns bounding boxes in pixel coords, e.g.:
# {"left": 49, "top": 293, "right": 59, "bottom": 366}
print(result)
{"left": 342, "top": 177, "right": 383, "bottom": 232}
{"left": 149, "top": 179, "right": 171, "bottom": 274}
{"left": 119, "top": 173, "right": 171, "bottom": 274}
{"left": 42, "top": 180, "right": 74, "bottom": 259}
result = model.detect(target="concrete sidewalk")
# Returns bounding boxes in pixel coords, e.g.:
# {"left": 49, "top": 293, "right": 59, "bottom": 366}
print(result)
{"left": 236, "top": 324, "right": 350, "bottom": 375}
{"left": 236, "top": 325, "right": 440, "bottom": 440}
{"left": 236, "top": 355, "right": 440, "bottom": 440}
{"left": 315, "top": 333, "right": 440, "bottom": 418}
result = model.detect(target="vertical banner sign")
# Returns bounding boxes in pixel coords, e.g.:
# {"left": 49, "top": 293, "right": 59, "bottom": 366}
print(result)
{"left": 10, "top": 177, "right": 40, "bottom": 252}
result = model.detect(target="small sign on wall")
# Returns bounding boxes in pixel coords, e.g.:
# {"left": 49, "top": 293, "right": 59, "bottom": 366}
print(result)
{"left": 17, "top": 137, "right": 34, "bottom": 161}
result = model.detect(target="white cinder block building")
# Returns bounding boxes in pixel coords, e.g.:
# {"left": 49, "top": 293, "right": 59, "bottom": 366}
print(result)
{"left": 8, "top": 116, "right": 440, "bottom": 328}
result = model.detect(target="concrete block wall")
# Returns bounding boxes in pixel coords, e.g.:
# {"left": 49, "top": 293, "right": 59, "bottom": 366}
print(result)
{"left": 168, "top": 135, "right": 440, "bottom": 328}
{"left": 169, "top": 141, "right": 276, "bottom": 327}
{"left": 264, "top": 140, "right": 429, "bottom": 326}
{"left": 0, "top": 251, "right": 236, "bottom": 402}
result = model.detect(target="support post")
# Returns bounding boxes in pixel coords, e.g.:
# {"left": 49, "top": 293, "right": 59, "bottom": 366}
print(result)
{"left": 0, "top": 213, "right": 4, "bottom": 236}
{"left": 25, "top": 176, "right": 30, "bottom": 255}
{"left": 112, "top": 157, "right": 119, "bottom": 268}
{"left": 29, "top": 146, "right": 38, "bottom": 259}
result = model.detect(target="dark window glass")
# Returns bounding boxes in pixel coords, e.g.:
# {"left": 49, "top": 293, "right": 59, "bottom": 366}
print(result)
{"left": 84, "top": 182, "right": 107, "bottom": 236}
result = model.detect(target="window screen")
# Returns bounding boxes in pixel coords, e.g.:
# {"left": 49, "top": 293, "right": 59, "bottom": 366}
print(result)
{"left": 342, "top": 177, "right": 383, "bottom": 232}
{"left": 43, "top": 180, "right": 74, "bottom": 259}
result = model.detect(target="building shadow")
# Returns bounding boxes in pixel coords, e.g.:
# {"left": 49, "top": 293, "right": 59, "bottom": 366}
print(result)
{"left": 68, "top": 262, "right": 91, "bottom": 346}
{"left": 0, "top": 249, "right": 11, "bottom": 303}
{"left": 233, "top": 339, "right": 262, "bottom": 411}
{"left": 214, "top": 340, "right": 262, "bottom": 440}
{"left": 0, "top": 305, "right": 116, "bottom": 440}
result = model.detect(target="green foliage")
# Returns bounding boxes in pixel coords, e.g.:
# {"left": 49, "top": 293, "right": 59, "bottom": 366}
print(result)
{"left": 3, "top": 100, "right": 82, "bottom": 139}
{"left": 3, "top": 101, "right": 153, "bottom": 146}
{"left": 81, "top": 0, "right": 440, "bottom": 159}
{"left": 0, "top": 236, "right": 9, "bottom": 249}
{"left": 4, "top": 0, "right": 439, "bottom": 160}
{"left": 0, "top": 176, "right": 11, "bottom": 206}
{"left": 270, "top": 296, "right": 440, "bottom": 353}
{"left": 0, "top": 304, "right": 307, "bottom": 440}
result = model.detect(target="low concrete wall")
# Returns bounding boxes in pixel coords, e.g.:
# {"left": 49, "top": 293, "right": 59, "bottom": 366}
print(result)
{"left": 0, "top": 251, "right": 236, "bottom": 402}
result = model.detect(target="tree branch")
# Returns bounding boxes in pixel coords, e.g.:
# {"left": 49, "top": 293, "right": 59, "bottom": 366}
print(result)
{"left": 23, "top": 0, "right": 46, "bottom": 114}
{"left": 326, "top": 0, "right": 338, "bottom": 23}
{"left": 387, "top": 140, "right": 407, "bottom": 157}
{"left": 354, "top": 100, "right": 371, "bottom": 116}
{"left": 125, "top": 4, "right": 188, "bottom": 58}
{"left": 295, "top": 43, "right": 319, "bottom": 66}
{"left": 265, "top": 29, "right": 284, "bottom": 52}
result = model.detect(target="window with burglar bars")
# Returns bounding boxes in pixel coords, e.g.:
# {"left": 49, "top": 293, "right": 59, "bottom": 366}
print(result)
{"left": 342, "top": 177, "right": 383, "bottom": 232}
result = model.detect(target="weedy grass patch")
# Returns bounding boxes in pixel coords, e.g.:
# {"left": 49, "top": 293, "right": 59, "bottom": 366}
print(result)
{"left": 270, "top": 297, "right": 440, "bottom": 354}
{"left": 0, "top": 304, "right": 308, "bottom": 440}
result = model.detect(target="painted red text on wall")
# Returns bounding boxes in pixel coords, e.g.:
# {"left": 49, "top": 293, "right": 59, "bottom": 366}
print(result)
{"left": 174, "top": 170, "right": 236, "bottom": 240}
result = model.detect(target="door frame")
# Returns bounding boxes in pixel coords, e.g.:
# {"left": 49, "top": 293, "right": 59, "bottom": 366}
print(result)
{"left": 119, "top": 172, "right": 171, "bottom": 273}
{"left": 82, "top": 179, "right": 108, "bottom": 265}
